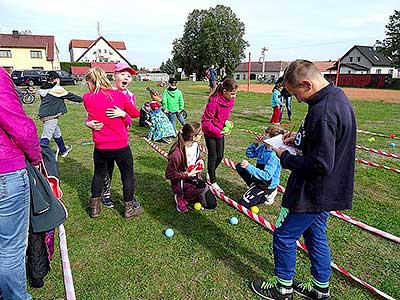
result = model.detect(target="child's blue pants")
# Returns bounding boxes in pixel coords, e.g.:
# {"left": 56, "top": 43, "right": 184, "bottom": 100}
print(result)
{"left": 273, "top": 210, "right": 331, "bottom": 283}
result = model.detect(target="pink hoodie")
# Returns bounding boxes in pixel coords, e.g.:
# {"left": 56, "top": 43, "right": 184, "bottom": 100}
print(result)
{"left": 201, "top": 92, "right": 235, "bottom": 138}
{"left": 83, "top": 89, "right": 140, "bottom": 149}
{"left": 0, "top": 67, "right": 42, "bottom": 173}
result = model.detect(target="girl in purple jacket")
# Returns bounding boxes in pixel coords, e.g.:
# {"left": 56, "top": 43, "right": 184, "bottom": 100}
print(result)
{"left": 166, "top": 122, "right": 217, "bottom": 213}
{"left": 201, "top": 78, "right": 238, "bottom": 193}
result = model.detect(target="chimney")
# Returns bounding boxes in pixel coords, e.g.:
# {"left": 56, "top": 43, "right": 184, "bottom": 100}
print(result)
{"left": 12, "top": 30, "right": 19, "bottom": 38}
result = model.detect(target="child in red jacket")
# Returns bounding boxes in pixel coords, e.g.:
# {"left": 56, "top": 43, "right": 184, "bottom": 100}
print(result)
{"left": 166, "top": 122, "right": 217, "bottom": 213}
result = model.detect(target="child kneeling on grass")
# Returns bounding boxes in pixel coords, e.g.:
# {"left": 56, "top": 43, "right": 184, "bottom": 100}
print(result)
{"left": 166, "top": 122, "right": 217, "bottom": 213}
{"left": 236, "top": 125, "right": 284, "bottom": 208}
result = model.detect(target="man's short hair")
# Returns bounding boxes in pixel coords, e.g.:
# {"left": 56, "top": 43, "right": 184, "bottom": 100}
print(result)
{"left": 283, "top": 59, "right": 321, "bottom": 87}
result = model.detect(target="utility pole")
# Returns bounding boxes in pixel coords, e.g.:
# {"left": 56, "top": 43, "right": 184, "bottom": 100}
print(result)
{"left": 97, "top": 21, "right": 101, "bottom": 37}
{"left": 259, "top": 47, "right": 268, "bottom": 77}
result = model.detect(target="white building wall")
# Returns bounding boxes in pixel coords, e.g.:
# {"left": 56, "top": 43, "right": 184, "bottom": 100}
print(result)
{"left": 370, "top": 66, "right": 394, "bottom": 75}
{"left": 74, "top": 39, "right": 128, "bottom": 63}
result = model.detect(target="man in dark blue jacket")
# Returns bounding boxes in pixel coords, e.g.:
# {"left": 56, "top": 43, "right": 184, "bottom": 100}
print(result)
{"left": 251, "top": 60, "right": 356, "bottom": 300}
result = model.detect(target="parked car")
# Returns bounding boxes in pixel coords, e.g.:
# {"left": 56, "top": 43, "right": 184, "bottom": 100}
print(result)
{"left": 40, "top": 70, "right": 78, "bottom": 85}
{"left": 11, "top": 70, "right": 42, "bottom": 86}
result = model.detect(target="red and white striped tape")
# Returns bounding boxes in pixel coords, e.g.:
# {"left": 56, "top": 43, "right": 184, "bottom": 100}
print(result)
{"left": 142, "top": 137, "right": 396, "bottom": 300}
{"left": 199, "top": 136, "right": 400, "bottom": 244}
{"left": 238, "top": 129, "right": 400, "bottom": 174}
{"left": 356, "top": 145, "right": 400, "bottom": 160}
{"left": 356, "top": 158, "right": 400, "bottom": 174}
{"left": 357, "top": 129, "right": 399, "bottom": 140}
{"left": 59, "top": 224, "right": 76, "bottom": 300}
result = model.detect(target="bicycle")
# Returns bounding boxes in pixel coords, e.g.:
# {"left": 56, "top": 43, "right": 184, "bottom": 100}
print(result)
{"left": 21, "top": 83, "right": 36, "bottom": 104}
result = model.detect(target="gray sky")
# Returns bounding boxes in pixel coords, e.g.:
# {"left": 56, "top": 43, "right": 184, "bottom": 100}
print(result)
{"left": 0, "top": 0, "right": 398, "bottom": 68}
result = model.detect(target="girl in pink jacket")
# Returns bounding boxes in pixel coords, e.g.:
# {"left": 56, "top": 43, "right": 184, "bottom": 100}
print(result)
{"left": 83, "top": 67, "right": 143, "bottom": 219}
{"left": 201, "top": 78, "right": 238, "bottom": 194}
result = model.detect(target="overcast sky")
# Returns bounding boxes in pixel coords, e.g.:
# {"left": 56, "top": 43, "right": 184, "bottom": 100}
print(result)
{"left": 0, "top": 0, "right": 398, "bottom": 69}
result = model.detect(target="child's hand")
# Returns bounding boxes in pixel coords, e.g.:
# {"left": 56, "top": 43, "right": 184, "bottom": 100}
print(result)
{"left": 86, "top": 120, "right": 104, "bottom": 131}
{"left": 282, "top": 131, "right": 296, "bottom": 145}
{"left": 240, "top": 160, "right": 249, "bottom": 168}
{"left": 106, "top": 106, "right": 127, "bottom": 118}
{"left": 254, "top": 135, "right": 265, "bottom": 144}
{"left": 221, "top": 130, "right": 231, "bottom": 136}
{"left": 187, "top": 168, "right": 202, "bottom": 177}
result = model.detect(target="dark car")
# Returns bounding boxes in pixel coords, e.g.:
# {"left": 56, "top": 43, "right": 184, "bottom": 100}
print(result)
{"left": 11, "top": 70, "right": 42, "bottom": 86}
{"left": 40, "top": 70, "right": 77, "bottom": 86}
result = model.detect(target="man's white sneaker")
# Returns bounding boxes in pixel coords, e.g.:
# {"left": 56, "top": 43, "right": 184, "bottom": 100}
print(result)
{"left": 61, "top": 145, "right": 73, "bottom": 158}
{"left": 264, "top": 189, "right": 278, "bottom": 205}
{"left": 211, "top": 182, "right": 224, "bottom": 194}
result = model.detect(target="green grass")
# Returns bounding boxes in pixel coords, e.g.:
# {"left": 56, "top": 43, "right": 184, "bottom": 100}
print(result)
{"left": 24, "top": 81, "right": 399, "bottom": 300}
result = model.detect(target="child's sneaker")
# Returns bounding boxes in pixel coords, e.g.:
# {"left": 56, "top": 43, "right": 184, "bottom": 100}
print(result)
{"left": 293, "top": 280, "right": 329, "bottom": 300}
{"left": 174, "top": 195, "right": 189, "bottom": 213}
{"left": 61, "top": 145, "right": 73, "bottom": 158}
{"left": 251, "top": 277, "right": 293, "bottom": 300}
{"left": 211, "top": 182, "right": 224, "bottom": 194}
{"left": 264, "top": 189, "right": 278, "bottom": 205}
{"left": 101, "top": 195, "right": 114, "bottom": 208}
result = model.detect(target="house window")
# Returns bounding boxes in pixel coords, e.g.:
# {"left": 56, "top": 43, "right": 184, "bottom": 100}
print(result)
{"left": 376, "top": 69, "right": 381, "bottom": 74}
{"left": 0, "top": 50, "right": 12, "bottom": 58}
{"left": 236, "top": 74, "right": 240, "bottom": 80}
{"left": 30, "top": 51, "right": 42, "bottom": 59}
{"left": 357, "top": 57, "right": 361, "bottom": 62}
{"left": 242, "top": 74, "right": 246, "bottom": 80}
{"left": 349, "top": 57, "right": 353, "bottom": 62}
{"left": 98, "top": 49, "right": 102, "bottom": 53}
{"left": 348, "top": 70, "right": 351, "bottom": 74}
{"left": 389, "top": 69, "right": 393, "bottom": 75}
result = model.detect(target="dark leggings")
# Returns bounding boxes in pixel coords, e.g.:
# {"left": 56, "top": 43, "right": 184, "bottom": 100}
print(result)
{"left": 204, "top": 135, "right": 224, "bottom": 183}
{"left": 92, "top": 146, "right": 135, "bottom": 203}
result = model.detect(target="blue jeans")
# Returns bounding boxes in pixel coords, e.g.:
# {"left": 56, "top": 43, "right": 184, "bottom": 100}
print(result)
{"left": 0, "top": 169, "right": 32, "bottom": 300}
{"left": 167, "top": 112, "right": 185, "bottom": 132}
{"left": 273, "top": 209, "right": 331, "bottom": 283}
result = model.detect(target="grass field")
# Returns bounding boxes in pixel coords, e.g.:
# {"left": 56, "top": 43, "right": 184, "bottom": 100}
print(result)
{"left": 24, "top": 81, "right": 399, "bottom": 300}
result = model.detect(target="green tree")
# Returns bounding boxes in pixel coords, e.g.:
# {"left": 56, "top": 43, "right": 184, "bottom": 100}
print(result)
{"left": 159, "top": 59, "right": 177, "bottom": 75}
{"left": 172, "top": 5, "right": 247, "bottom": 79}
{"left": 376, "top": 10, "right": 400, "bottom": 68}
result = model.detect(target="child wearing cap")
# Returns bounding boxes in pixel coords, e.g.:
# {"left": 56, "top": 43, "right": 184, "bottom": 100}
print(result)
{"left": 86, "top": 62, "right": 138, "bottom": 208}
{"left": 147, "top": 101, "right": 176, "bottom": 144}
{"left": 38, "top": 71, "right": 82, "bottom": 157}
{"left": 162, "top": 78, "right": 185, "bottom": 132}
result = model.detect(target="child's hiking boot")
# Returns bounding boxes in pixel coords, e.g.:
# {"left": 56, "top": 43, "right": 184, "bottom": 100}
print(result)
{"left": 211, "top": 182, "right": 224, "bottom": 194}
{"left": 251, "top": 277, "right": 293, "bottom": 300}
{"left": 124, "top": 200, "right": 144, "bottom": 219}
{"left": 174, "top": 195, "right": 189, "bottom": 213}
{"left": 90, "top": 197, "right": 101, "bottom": 218}
{"left": 61, "top": 145, "right": 73, "bottom": 158}
{"left": 293, "top": 279, "right": 329, "bottom": 300}
{"left": 264, "top": 189, "right": 278, "bottom": 205}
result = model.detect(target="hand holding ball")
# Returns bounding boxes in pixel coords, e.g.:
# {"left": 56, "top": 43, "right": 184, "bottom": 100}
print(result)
{"left": 222, "top": 120, "right": 234, "bottom": 135}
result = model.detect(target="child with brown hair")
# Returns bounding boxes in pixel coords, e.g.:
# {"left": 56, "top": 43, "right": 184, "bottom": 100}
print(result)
{"left": 83, "top": 67, "right": 143, "bottom": 219}
{"left": 166, "top": 122, "right": 217, "bottom": 213}
{"left": 236, "top": 125, "right": 284, "bottom": 208}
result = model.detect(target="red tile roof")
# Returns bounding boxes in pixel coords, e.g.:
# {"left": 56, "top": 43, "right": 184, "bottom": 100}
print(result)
{"left": 70, "top": 66, "right": 90, "bottom": 75}
{"left": 69, "top": 39, "right": 126, "bottom": 50}
{"left": 313, "top": 61, "right": 337, "bottom": 72}
{"left": 0, "top": 33, "right": 56, "bottom": 61}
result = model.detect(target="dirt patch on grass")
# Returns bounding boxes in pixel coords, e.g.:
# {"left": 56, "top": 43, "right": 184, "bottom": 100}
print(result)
{"left": 237, "top": 84, "right": 400, "bottom": 103}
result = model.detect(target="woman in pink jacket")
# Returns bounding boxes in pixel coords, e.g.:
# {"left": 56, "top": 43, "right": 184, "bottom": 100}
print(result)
{"left": 0, "top": 67, "right": 42, "bottom": 300}
{"left": 201, "top": 78, "right": 238, "bottom": 194}
{"left": 83, "top": 67, "right": 143, "bottom": 219}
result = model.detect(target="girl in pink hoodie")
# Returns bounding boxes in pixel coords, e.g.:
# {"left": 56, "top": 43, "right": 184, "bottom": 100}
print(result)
{"left": 83, "top": 67, "right": 143, "bottom": 219}
{"left": 201, "top": 78, "right": 238, "bottom": 194}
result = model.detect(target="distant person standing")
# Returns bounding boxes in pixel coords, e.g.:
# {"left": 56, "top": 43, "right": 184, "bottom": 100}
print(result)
{"left": 207, "top": 64, "right": 217, "bottom": 91}
{"left": 162, "top": 78, "right": 185, "bottom": 132}
{"left": 280, "top": 87, "right": 293, "bottom": 122}
{"left": 251, "top": 60, "right": 356, "bottom": 300}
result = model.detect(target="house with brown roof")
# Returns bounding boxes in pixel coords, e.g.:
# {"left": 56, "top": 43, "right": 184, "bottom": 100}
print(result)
{"left": 0, "top": 30, "right": 60, "bottom": 71}
{"left": 69, "top": 36, "right": 130, "bottom": 65}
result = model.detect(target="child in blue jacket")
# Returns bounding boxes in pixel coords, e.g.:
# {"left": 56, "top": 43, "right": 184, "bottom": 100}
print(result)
{"left": 236, "top": 125, "right": 284, "bottom": 208}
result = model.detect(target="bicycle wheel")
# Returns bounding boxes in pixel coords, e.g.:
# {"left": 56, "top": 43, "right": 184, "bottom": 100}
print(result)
{"left": 22, "top": 93, "right": 35, "bottom": 104}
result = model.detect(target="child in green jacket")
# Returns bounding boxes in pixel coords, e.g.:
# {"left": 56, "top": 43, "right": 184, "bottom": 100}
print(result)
{"left": 162, "top": 78, "right": 185, "bottom": 132}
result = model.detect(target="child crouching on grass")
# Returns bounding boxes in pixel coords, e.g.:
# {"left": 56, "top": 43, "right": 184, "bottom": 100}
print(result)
{"left": 236, "top": 125, "right": 284, "bottom": 208}
{"left": 83, "top": 67, "right": 143, "bottom": 219}
{"left": 166, "top": 122, "right": 217, "bottom": 213}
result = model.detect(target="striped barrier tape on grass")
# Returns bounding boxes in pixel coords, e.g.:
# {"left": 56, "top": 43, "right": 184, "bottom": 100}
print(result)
{"left": 199, "top": 135, "right": 400, "bottom": 244}
{"left": 59, "top": 224, "right": 76, "bottom": 300}
{"left": 356, "top": 145, "right": 400, "bottom": 160}
{"left": 357, "top": 129, "right": 399, "bottom": 140}
{"left": 142, "top": 137, "right": 395, "bottom": 300}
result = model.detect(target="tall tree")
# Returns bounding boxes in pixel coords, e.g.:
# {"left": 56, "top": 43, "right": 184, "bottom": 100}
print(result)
{"left": 376, "top": 10, "right": 400, "bottom": 68}
{"left": 172, "top": 5, "right": 247, "bottom": 79}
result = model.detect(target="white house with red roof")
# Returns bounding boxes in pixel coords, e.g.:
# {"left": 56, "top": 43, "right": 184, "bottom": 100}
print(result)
{"left": 0, "top": 30, "right": 60, "bottom": 71}
{"left": 69, "top": 36, "right": 130, "bottom": 65}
